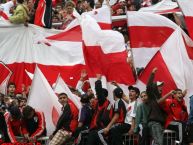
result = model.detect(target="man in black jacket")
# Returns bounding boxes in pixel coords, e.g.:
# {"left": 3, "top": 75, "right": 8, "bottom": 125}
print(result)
{"left": 49, "top": 93, "right": 78, "bottom": 145}
{"left": 146, "top": 68, "right": 166, "bottom": 145}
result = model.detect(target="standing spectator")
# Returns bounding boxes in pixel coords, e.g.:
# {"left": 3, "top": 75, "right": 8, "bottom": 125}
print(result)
{"left": 49, "top": 93, "right": 79, "bottom": 145}
{"left": 9, "top": 0, "right": 29, "bottom": 25}
{"left": 134, "top": 91, "right": 151, "bottom": 145}
{"left": 22, "top": 105, "right": 46, "bottom": 142}
{"left": 7, "top": 82, "right": 16, "bottom": 98}
{"left": 146, "top": 68, "right": 167, "bottom": 145}
{"left": 187, "top": 95, "right": 193, "bottom": 145}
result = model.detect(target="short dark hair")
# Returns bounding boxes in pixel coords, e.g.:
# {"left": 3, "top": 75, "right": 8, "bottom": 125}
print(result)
{"left": 113, "top": 87, "right": 123, "bottom": 98}
{"left": 58, "top": 93, "right": 68, "bottom": 98}
{"left": 7, "top": 82, "right": 16, "bottom": 88}
{"left": 22, "top": 105, "right": 34, "bottom": 119}
{"left": 102, "top": 88, "right": 108, "bottom": 98}
{"left": 17, "top": 0, "right": 24, "bottom": 4}
{"left": 9, "top": 105, "right": 21, "bottom": 119}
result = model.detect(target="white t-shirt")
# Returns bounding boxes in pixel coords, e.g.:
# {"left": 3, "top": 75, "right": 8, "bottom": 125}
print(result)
{"left": 124, "top": 100, "right": 137, "bottom": 125}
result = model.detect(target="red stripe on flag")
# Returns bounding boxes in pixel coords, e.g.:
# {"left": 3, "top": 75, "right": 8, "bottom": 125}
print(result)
{"left": 7, "top": 63, "right": 86, "bottom": 93}
{"left": 0, "top": 62, "right": 11, "bottom": 84}
{"left": 83, "top": 45, "right": 135, "bottom": 85}
{"left": 47, "top": 26, "right": 82, "bottom": 41}
{"left": 129, "top": 26, "right": 174, "bottom": 48}
{"left": 0, "top": 11, "right": 9, "bottom": 20}
{"left": 139, "top": 51, "right": 177, "bottom": 95}
{"left": 98, "top": 22, "right": 112, "bottom": 30}
{"left": 185, "top": 16, "right": 193, "bottom": 41}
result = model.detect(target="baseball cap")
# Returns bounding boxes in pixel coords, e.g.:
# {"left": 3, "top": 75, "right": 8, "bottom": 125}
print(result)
{"left": 156, "top": 81, "right": 164, "bottom": 87}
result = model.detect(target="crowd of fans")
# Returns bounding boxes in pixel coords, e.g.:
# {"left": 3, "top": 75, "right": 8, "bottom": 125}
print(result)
{"left": 0, "top": 68, "right": 193, "bottom": 145}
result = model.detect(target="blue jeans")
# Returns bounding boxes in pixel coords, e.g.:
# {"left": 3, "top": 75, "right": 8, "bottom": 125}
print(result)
{"left": 148, "top": 121, "right": 164, "bottom": 145}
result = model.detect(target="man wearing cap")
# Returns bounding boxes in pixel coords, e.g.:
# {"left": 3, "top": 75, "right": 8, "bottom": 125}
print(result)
{"left": 146, "top": 68, "right": 167, "bottom": 145}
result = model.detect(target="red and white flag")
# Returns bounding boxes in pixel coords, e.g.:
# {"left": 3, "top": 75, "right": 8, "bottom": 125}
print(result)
{"left": 0, "top": 62, "right": 12, "bottom": 94}
{"left": 28, "top": 66, "right": 61, "bottom": 135}
{"left": 127, "top": 11, "right": 178, "bottom": 70}
{"left": 137, "top": 28, "right": 193, "bottom": 109}
{"left": 140, "top": 0, "right": 179, "bottom": 14}
{"left": 54, "top": 74, "right": 81, "bottom": 110}
{"left": 177, "top": 0, "right": 193, "bottom": 40}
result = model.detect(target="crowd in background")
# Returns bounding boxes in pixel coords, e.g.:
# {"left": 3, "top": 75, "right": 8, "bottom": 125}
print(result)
{"left": 0, "top": 68, "right": 193, "bottom": 145}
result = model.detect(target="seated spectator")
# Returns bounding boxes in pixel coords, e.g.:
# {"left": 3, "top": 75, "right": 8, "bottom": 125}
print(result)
{"left": 22, "top": 105, "right": 46, "bottom": 142}
{"left": 86, "top": 74, "right": 113, "bottom": 145}
{"left": 71, "top": 94, "right": 93, "bottom": 144}
{"left": 9, "top": 0, "right": 29, "bottom": 25}
{"left": 164, "top": 89, "right": 188, "bottom": 144}
{"left": 0, "top": 104, "right": 9, "bottom": 143}
{"left": 7, "top": 82, "right": 16, "bottom": 98}
{"left": 49, "top": 93, "right": 79, "bottom": 145}
{"left": 102, "top": 87, "right": 127, "bottom": 145}
{"left": 4, "top": 105, "right": 28, "bottom": 143}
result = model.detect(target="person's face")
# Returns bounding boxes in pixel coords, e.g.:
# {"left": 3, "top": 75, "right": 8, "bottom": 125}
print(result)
{"left": 87, "top": 88, "right": 93, "bottom": 96}
{"left": 140, "top": 92, "right": 148, "bottom": 103}
{"left": 82, "top": 1, "right": 89, "bottom": 9}
{"left": 66, "top": 6, "right": 74, "bottom": 14}
{"left": 58, "top": 94, "right": 68, "bottom": 106}
{"left": 95, "top": 2, "right": 101, "bottom": 9}
{"left": 27, "top": 0, "right": 34, "bottom": 10}
{"left": 8, "top": 85, "right": 16, "bottom": 94}
{"left": 129, "top": 89, "right": 137, "bottom": 100}
{"left": 20, "top": 100, "right": 27, "bottom": 107}
{"left": 173, "top": 91, "right": 183, "bottom": 101}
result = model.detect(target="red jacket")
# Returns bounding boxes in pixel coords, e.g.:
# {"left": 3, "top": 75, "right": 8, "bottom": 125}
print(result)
{"left": 4, "top": 112, "right": 28, "bottom": 143}
{"left": 24, "top": 111, "right": 46, "bottom": 138}
{"left": 164, "top": 98, "right": 188, "bottom": 127}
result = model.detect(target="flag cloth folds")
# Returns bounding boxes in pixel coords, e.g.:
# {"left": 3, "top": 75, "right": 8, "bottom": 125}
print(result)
{"left": 0, "top": 62, "right": 12, "bottom": 94}
{"left": 27, "top": 66, "right": 61, "bottom": 135}
{"left": 177, "top": 0, "right": 193, "bottom": 40}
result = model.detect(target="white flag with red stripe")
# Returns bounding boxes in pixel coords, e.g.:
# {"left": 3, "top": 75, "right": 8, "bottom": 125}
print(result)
{"left": 54, "top": 74, "right": 81, "bottom": 110}
{"left": 140, "top": 0, "right": 179, "bottom": 14}
{"left": 0, "top": 62, "right": 12, "bottom": 94}
{"left": 127, "top": 11, "right": 178, "bottom": 70}
{"left": 27, "top": 66, "right": 61, "bottom": 135}
{"left": 177, "top": 0, "right": 193, "bottom": 40}
{"left": 137, "top": 28, "right": 193, "bottom": 110}
{"left": 0, "top": 24, "right": 86, "bottom": 92}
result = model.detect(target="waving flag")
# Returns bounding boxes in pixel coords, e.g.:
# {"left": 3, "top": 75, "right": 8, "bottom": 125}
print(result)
{"left": 127, "top": 11, "right": 178, "bottom": 70}
{"left": 54, "top": 74, "right": 81, "bottom": 110}
{"left": 140, "top": 0, "right": 179, "bottom": 14}
{"left": 0, "top": 62, "right": 12, "bottom": 94}
{"left": 177, "top": 0, "right": 193, "bottom": 40}
{"left": 28, "top": 66, "right": 61, "bottom": 135}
